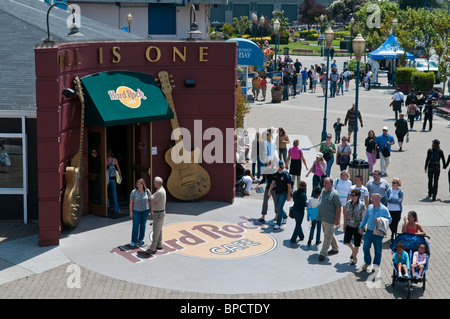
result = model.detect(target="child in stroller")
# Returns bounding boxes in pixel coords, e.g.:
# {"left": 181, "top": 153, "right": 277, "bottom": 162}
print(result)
{"left": 393, "top": 241, "right": 410, "bottom": 278}
{"left": 411, "top": 243, "right": 428, "bottom": 280}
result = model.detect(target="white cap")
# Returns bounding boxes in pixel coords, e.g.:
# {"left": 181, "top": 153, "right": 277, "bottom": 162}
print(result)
{"left": 382, "top": 126, "right": 389, "bottom": 131}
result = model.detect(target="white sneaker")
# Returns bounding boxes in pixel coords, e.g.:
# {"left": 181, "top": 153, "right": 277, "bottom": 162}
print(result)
{"left": 361, "top": 263, "right": 370, "bottom": 271}
{"left": 274, "top": 224, "right": 280, "bottom": 230}
{"left": 282, "top": 218, "right": 287, "bottom": 224}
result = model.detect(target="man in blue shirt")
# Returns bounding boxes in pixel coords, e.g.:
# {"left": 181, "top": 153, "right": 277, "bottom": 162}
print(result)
{"left": 301, "top": 67, "right": 308, "bottom": 92}
{"left": 359, "top": 193, "right": 391, "bottom": 272}
{"left": 375, "top": 126, "right": 395, "bottom": 177}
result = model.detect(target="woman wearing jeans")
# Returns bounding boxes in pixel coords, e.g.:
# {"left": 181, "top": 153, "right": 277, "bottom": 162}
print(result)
{"left": 128, "top": 178, "right": 151, "bottom": 248}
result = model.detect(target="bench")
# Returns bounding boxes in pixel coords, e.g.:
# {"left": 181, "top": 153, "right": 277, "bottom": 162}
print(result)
{"left": 333, "top": 49, "right": 348, "bottom": 54}
{"left": 292, "top": 48, "right": 314, "bottom": 55}
{"left": 436, "top": 105, "right": 450, "bottom": 114}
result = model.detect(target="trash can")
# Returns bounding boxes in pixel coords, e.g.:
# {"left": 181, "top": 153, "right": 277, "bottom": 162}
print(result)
{"left": 348, "top": 159, "right": 370, "bottom": 185}
{"left": 283, "top": 47, "right": 289, "bottom": 55}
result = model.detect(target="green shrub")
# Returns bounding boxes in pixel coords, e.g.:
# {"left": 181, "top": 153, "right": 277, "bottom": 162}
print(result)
{"left": 412, "top": 72, "right": 435, "bottom": 92}
{"left": 306, "top": 33, "right": 319, "bottom": 41}
{"left": 395, "top": 67, "right": 416, "bottom": 85}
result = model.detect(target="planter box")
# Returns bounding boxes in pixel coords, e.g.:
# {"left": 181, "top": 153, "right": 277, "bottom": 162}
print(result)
{"left": 271, "top": 89, "right": 283, "bottom": 103}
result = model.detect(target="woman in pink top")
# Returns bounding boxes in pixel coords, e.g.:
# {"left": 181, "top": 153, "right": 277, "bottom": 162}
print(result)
{"left": 306, "top": 152, "right": 327, "bottom": 192}
{"left": 286, "top": 139, "right": 308, "bottom": 189}
{"left": 402, "top": 211, "right": 426, "bottom": 236}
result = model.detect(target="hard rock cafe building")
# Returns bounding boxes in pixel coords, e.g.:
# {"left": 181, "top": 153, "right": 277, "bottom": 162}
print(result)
{"left": 37, "top": 41, "right": 237, "bottom": 246}
{"left": 2, "top": 0, "right": 238, "bottom": 247}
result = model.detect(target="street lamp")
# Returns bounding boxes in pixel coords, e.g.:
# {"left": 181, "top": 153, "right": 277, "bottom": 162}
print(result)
{"left": 260, "top": 16, "right": 265, "bottom": 50}
{"left": 273, "top": 19, "right": 280, "bottom": 72}
{"left": 187, "top": 4, "right": 202, "bottom": 40}
{"left": 44, "top": 2, "right": 84, "bottom": 44}
{"left": 350, "top": 17, "right": 355, "bottom": 59}
{"left": 319, "top": 14, "right": 324, "bottom": 57}
{"left": 126, "top": 13, "right": 133, "bottom": 33}
{"left": 252, "top": 13, "right": 258, "bottom": 43}
{"left": 321, "top": 26, "right": 334, "bottom": 142}
{"left": 352, "top": 33, "right": 366, "bottom": 160}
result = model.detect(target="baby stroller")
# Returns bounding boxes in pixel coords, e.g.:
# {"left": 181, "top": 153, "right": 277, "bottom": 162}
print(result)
{"left": 390, "top": 233, "right": 430, "bottom": 299}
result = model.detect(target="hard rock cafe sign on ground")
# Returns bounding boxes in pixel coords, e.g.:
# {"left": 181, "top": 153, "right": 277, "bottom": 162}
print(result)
{"left": 112, "top": 216, "right": 276, "bottom": 262}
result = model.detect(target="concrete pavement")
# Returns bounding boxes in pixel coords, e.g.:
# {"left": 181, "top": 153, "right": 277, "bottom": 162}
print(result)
{"left": 0, "top": 55, "right": 449, "bottom": 300}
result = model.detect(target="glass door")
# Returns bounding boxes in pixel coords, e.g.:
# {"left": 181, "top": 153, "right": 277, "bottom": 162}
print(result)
{"left": 87, "top": 126, "right": 107, "bottom": 216}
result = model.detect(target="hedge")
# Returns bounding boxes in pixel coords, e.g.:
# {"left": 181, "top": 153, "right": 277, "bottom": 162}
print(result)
{"left": 411, "top": 72, "right": 435, "bottom": 92}
{"left": 395, "top": 67, "right": 416, "bottom": 85}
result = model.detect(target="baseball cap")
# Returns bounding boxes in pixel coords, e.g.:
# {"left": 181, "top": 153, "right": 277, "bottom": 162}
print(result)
{"left": 278, "top": 160, "right": 284, "bottom": 166}
{"left": 316, "top": 152, "right": 323, "bottom": 159}
{"left": 382, "top": 126, "right": 389, "bottom": 131}
{"left": 432, "top": 139, "right": 440, "bottom": 145}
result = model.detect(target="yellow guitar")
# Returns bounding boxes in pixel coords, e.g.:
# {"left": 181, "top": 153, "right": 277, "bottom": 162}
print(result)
{"left": 157, "top": 71, "right": 211, "bottom": 201}
{"left": 62, "top": 76, "right": 85, "bottom": 227}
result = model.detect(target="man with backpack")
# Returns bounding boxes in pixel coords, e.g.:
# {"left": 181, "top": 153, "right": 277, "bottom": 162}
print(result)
{"left": 424, "top": 139, "right": 446, "bottom": 201}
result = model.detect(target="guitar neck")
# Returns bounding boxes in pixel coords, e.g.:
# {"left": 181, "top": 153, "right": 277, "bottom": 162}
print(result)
{"left": 72, "top": 76, "right": 85, "bottom": 170}
{"left": 164, "top": 89, "right": 183, "bottom": 143}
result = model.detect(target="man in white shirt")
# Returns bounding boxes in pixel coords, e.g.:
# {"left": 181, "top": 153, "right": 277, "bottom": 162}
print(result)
{"left": 392, "top": 87, "right": 405, "bottom": 120}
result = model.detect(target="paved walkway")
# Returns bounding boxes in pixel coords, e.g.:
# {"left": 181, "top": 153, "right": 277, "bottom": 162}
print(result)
{"left": 1, "top": 55, "right": 449, "bottom": 300}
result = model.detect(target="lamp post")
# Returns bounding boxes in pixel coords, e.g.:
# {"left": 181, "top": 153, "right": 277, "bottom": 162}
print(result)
{"left": 319, "top": 14, "right": 324, "bottom": 57}
{"left": 252, "top": 13, "right": 258, "bottom": 43}
{"left": 321, "top": 26, "right": 334, "bottom": 142}
{"left": 273, "top": 19, "right": 280, "bottom": 72}
{"left": 392, "top": 18, "right": 397, "bottom": 36}
{"left": 44, "top": 2, "right": 83, "bottom": 44}
{"left": 352, "top": 33, "right": 366, "bottom": 161}
{"left": 187, "top": 4, "right": 202, "bottom": 40}
{"left": 260, "top": 15, "right": 265, "bottom": 50}
{"left": 126, "top": 13, "right": 133, "bottom": 33}
{"left": 350, "top": 17, "right": 354, "bottom": 59}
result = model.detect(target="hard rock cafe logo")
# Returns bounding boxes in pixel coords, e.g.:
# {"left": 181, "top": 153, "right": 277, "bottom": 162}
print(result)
{"left": 111, "top": 216, "right": 276, "bottom": 263}
{"left": 108, "top": 86, "right": 147, "bottom": 108}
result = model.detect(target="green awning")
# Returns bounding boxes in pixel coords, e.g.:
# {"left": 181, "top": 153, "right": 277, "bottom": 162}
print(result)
{"left": 81, "top": 71, "right": 173, "bottom": 127}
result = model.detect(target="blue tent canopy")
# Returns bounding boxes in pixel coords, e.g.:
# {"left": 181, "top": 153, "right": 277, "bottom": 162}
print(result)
{"left": 368, "top": 34, "right": 415, "bottom": 60}
{"left": 226, "top": 38, "right": 264, "bottom": 66}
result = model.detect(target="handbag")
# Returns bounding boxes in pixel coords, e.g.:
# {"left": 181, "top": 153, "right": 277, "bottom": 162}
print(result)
{"left": 381, "top": 147, "right": 390, "bottom": 157}
{"left": 289, "top": 206, "right": 294, "bottom": 219}
{"left": 0, "top": 150, "right": 11, "bottom": 166}
{"left": 115, "top": 169, "right": 122, "bottom": 184}
{"left": 338, "top": 155, "right": 350, "bottom": 165}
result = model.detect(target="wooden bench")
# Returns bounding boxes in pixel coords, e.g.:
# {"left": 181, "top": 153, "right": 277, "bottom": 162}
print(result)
{"left": 333, "top": 49, "right": 348, "bottom": 54}
{"left": 436, "top": 105, "right": 450, "bottom": 114}
{"left": 292, "top": 48, "right": 314, "bottom": 55}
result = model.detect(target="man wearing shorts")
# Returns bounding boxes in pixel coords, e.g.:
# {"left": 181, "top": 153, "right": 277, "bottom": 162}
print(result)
{"left": 344, "top": 103, "right": 363, "bottom": 141}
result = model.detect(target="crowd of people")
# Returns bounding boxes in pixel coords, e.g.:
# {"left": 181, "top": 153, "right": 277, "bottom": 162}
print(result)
{"left": 251, "top": 55, "right": 358, "bottom": 101}
{"left": 235, "top": 121, "right": 446, "bottom": 272}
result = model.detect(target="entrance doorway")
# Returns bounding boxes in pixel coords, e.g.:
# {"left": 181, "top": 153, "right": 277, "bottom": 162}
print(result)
{"left": 87, "top": 124, "right": 152, "bottom": 217}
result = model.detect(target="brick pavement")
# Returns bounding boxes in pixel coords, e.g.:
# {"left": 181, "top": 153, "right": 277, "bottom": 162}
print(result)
{"left": 1, "top": 55, "right": 449, "bottom": 300}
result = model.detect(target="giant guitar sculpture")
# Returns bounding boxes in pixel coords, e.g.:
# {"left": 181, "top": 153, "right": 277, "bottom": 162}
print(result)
{"left": 157, "top": 71, "right": 211, "bottom": 201}
{"left": 62, "top": 76, "right": 85, "bottom": 227}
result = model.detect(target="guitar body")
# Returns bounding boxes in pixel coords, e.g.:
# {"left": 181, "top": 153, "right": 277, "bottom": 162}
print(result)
{"left": 164, "top": 143, "right": 211, "bottom": 201}
{"left": 157, "top": 70, "right": 211, "bottom": 201}
{"left": 62, "top": 166, "right": 82, "bottom": 227}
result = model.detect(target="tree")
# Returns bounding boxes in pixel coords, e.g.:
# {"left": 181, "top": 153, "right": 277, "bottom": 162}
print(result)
{"left": 328, "top": 0, "right": 368, "bottom": 22}
{"left": 298, "top": 0, "right": 329, "bottom": 28}
{"left": 232, "top": 16, "right": 251, "bottom": 37}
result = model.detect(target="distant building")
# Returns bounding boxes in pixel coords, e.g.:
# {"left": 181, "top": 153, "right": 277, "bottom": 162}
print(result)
{"left": 61, "top": 0, "right": 228, "bottom": 39}
{"left": 210, "top": 0, "right": 335, "bottom": 24}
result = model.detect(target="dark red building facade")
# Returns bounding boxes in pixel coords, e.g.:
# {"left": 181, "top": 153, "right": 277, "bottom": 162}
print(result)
{"left": 35, "top": 41, "right": 237, "bottom": 246}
